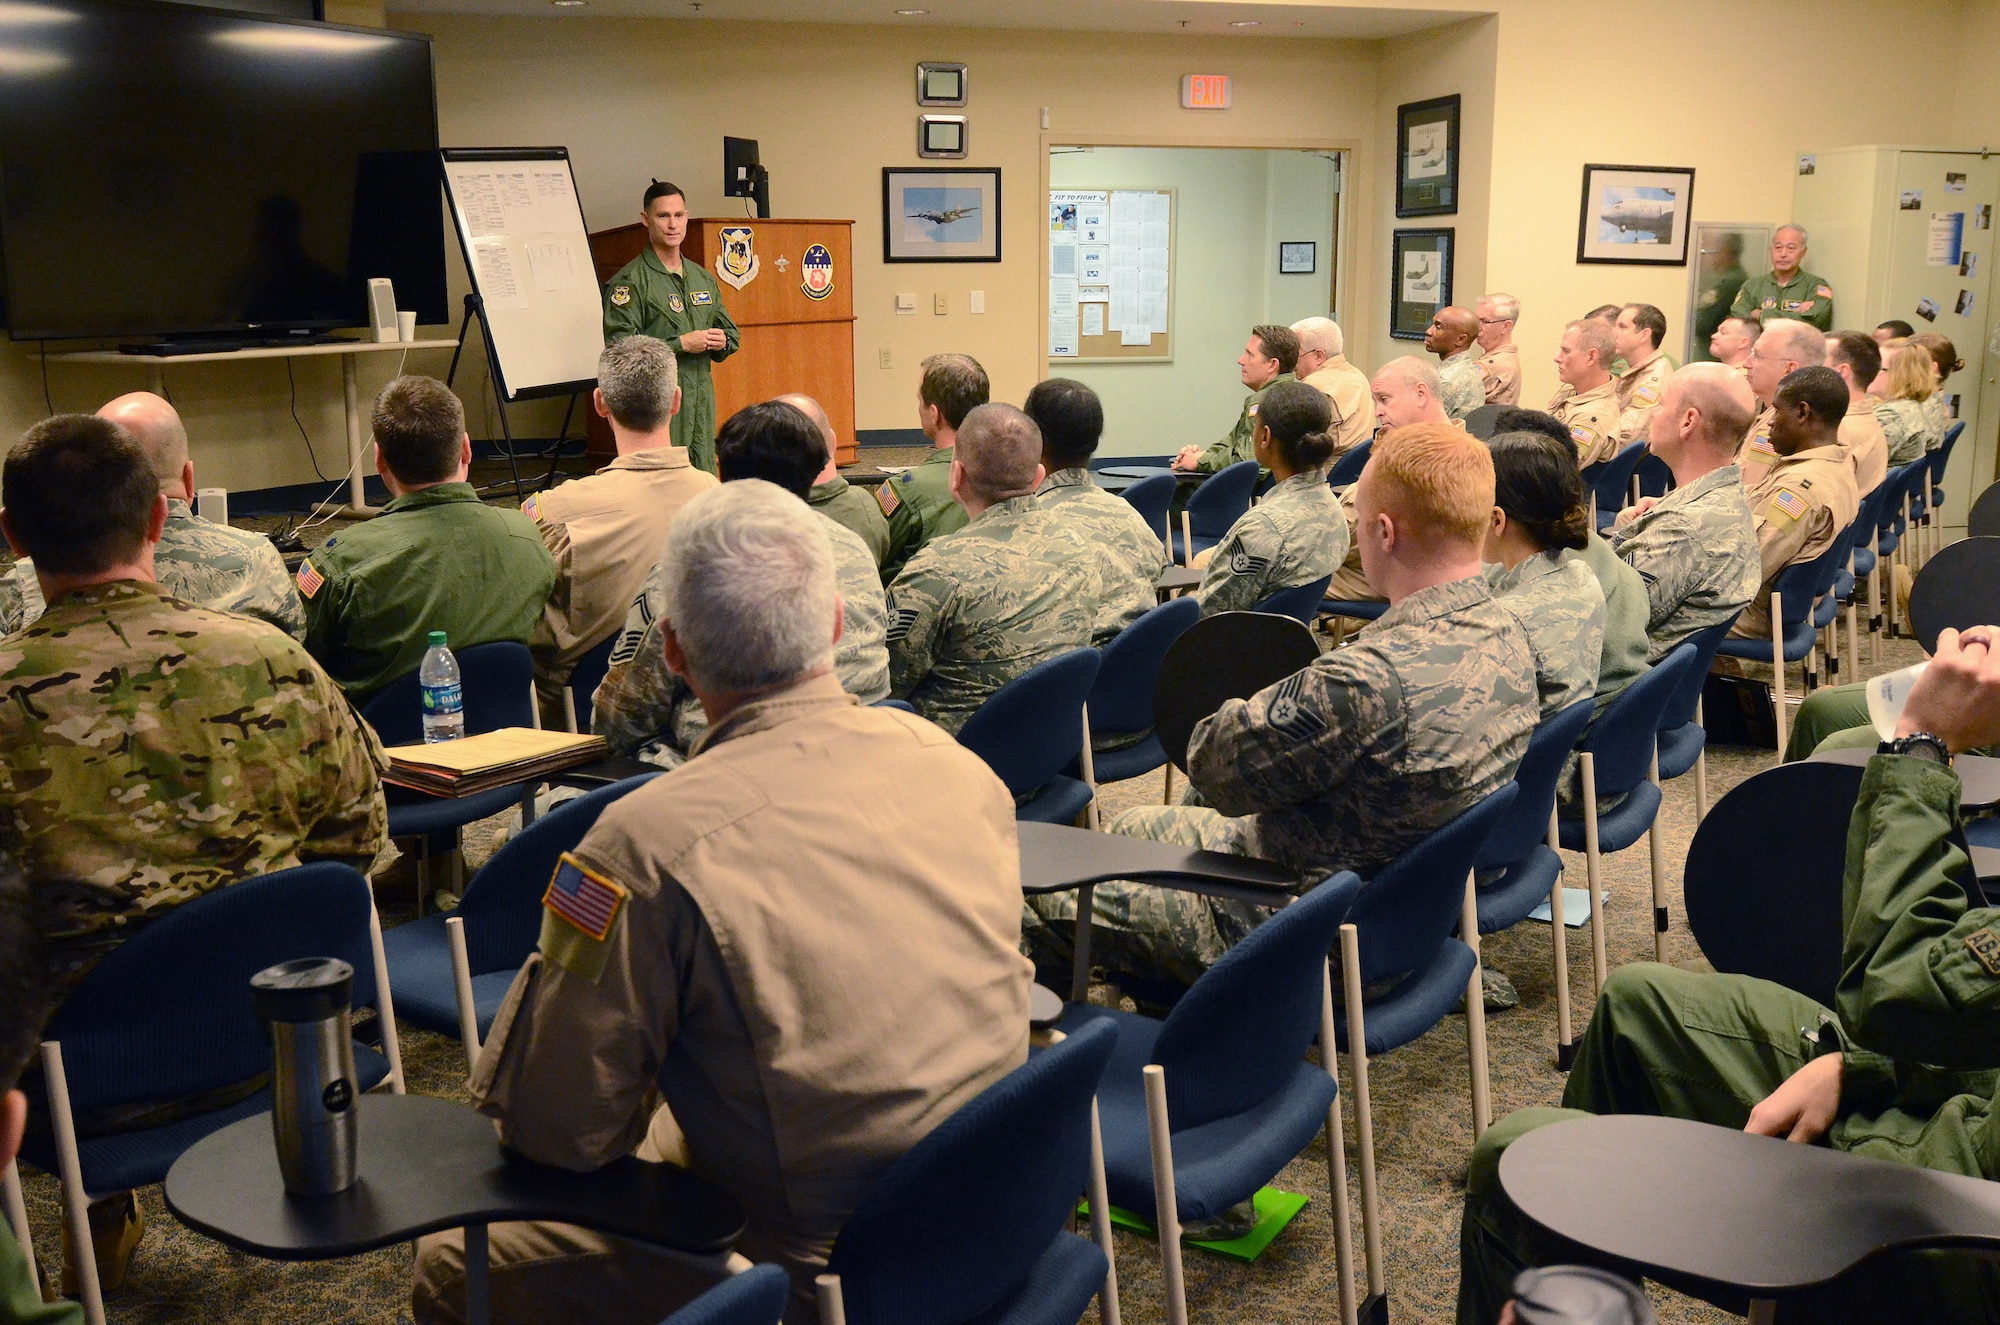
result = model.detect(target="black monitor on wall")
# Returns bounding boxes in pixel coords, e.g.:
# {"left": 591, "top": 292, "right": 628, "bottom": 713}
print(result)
{"left": 0, "top": 0, "right": 445, "bottom": 341}
{"left": 723, "top": 136, "right": 769, "bottom": 219}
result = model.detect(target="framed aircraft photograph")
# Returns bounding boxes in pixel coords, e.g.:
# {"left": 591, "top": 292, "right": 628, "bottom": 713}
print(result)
{"left": 883, "top": 166, "right": 1001, "bottom": 263}
{"left": 1576, "top": 163, "right": 1696, "bottom": 265}
{"left": 1390, "top": 227, "right": 1453, "bottom": 340}
{"left": 1396, "top": 95, "right": 1459, "bottom": 218}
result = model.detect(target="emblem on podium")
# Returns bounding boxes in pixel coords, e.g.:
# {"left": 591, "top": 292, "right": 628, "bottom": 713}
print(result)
{"left": 801, "top": 244, "right": 835, "bottom": 301}
{"left": 717, "top": 226, "right": 759, "bottom": 290}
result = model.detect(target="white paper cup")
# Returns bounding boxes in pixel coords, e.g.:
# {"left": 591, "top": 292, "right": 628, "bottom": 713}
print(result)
{"left": 397, "top": 311, "right": 417, "bottom": 342}
{"left": 1867, "top": 662, "right": 1930, "bottom": 738}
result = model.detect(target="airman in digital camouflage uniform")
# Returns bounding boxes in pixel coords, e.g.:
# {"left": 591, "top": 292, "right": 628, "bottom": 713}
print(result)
{"left": 1425, "top": 306, "right": 1487, "bottom": 422}
{"left": 1025, "top": 377, "right": 1165, "bottom": 645}
{"left": 593, "top": 402, "right": 888, "bottom": 766}
{"left": 1607, "top": 365, "right": 1761, "bottom": 661}
{"left": 1483, "top": 431, "right": 1606, "bottom": 716}
{"left": 1172, "top": 325, "right": 1298, "bottom": 475}
{"left": 601, "top": 182, "right": 739, "bottom": 474}
{"left": 1193, "top": 380, "right": 1348, "bottom": 617}
{"left": 1461, "top": 627, "right": 2000, "bottom": 1324}
{"left": 1, "top": 392, "right": 303, "bottom": 638}
{"left": 1028, "top": 423, "right": 1537, "bottom": 988}
{"left": 1875, "top": 343, "right": 1942, "bottom": 464}
{"left": 876, "top": 354, "right": 990, "bottom": 583}
{"left": 885, "top": 403, "right": 1099, "bottom": 735}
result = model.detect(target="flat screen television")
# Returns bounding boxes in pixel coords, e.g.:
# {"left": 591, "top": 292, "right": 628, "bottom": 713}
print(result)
{"left": 0, "top": 0, "right": 445, "bottom": 342}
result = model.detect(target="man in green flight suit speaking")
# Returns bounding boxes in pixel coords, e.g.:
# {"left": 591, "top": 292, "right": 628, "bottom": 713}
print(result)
{"left": 603, "top": 180, "right": 740, "bottom": 474}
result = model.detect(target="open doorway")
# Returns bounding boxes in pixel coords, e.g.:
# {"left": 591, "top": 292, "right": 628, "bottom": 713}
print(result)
{"left": 1045, "top": 144, "right": 1346, "bottom": 457}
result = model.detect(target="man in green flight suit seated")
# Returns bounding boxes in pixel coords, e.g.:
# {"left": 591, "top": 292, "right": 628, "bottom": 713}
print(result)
{"left": 603, "top": 180, "right": 740, "bottom": 474}
{"left": 1171, "top": 323, "right": 1299, "bottom": 475}
{"left": 875, "top": 352, "right": 989, "bottom": 583}
{"left": 1458, "top": 624, "right": 2000, "bottom": 1324}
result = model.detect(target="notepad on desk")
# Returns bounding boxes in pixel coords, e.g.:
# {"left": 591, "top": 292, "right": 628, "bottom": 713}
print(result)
{"left": 383, "top": 728, "right": 608, "bottom": 796}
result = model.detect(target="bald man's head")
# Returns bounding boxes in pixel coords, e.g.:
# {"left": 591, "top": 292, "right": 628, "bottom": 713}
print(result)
{"left": 1371, "top": 356, "right": 1447, "bottom": 431}
{"left": 1647, "top": 362, "right": 1757, "bottom": 472}
{"left": 1424, "top": 306, "right": 1479, "bottom": 358}
{"left": 96, "top": 392, "right": 187, "bottom": 491}
{"left": 954, "top": 403, "right": 1044, "bottom": 504}
{"left": 774, "top": 393, "right": 836, "bottom": 463}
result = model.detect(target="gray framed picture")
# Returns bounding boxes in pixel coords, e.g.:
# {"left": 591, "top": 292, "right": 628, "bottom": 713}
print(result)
{"left": 1397, "top": 95, "right": 1458, "bottom": 218}
{"left": 1576, "top": 163, "right": 1696, "bottom": 265}
{"left": 1278, "top": 241, "right": 1316, "bottom": 275}
{"left": 1390, "top": 228, "right": 1452, "bottom": 340}
{"left": 883, "top": 167, "right": 1001, "bottom": 263}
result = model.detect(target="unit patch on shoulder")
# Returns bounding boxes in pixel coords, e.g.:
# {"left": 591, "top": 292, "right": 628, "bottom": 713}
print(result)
{"left": 875, "top": 480, "right": 901, "bottom": 517}
{"left": 296, "top": 559, "right": 324, "bottom": 599}
{"left": 1967, "top": 928, "right": 2000, "bottom": 977}
{"left": 668, "top": 294, "right": 685, "bottom": 314}
{"left": 610, "top": 285, "right": 632, "bottom": 307}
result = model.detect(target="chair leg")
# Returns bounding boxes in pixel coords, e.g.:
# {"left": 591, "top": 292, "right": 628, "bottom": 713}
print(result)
{"left": 367, "top": 900, "right": 407, "bottom": 1094}
{"left": 446, "top": 916, "right": 481, "bottom": 1076}
{"left": 1845, "top": 601, "right": 1860, "bottom": 677}
{"left": 1694, "top": 696, "right": 1710, "bottom": 821}
{"left": 1770, "top": 591, "right": 1788, "bottom": 757}
{"left": 41, "top": 1043, "right": 105, "bottom": 1325}
{"left": 1749, "top": 1299, "right": 1776, "bottom": 1325}
{"left": 1648, "top": 747, "right": 1668, "bottom": 964}
{"left": 1079, "top": 705, "right": 1102, "bottom": 833}
{"left": 816, "top": 1274, "right": 848, "bottom": 1325}
{"left": 1580, "top": 753, "right": 1608, "bottom": 998}
{"left": 1338, "top": 924, "right": 1385, "bottom": 1303}
{"left": 1070, "top": 883, "right": 1095, "bottom": 1005}
{"left": 1162, "top": 763, "right": 1174, "bottom": 805}
{"left": 562, "top": 688, "right": 578, "bottom": 735}
{"left": 1546, "top": 809, "right": 1575, "bottom": 1068}
{"left": 2, "top": 1161, "right": 36, "bottom": 1297}
{"left": 1459, "top": 870, "right": 1491, "bottom": 1139}
{"left": 1142, "top": 1065, "right": 1189, "bottom": 1325}
{"left": 1320, "top": 961, "right": 1359, "bottom": 1325}
{"left": 1179, "top": 511, "right": 1193, "bottom": 569}
{"left": 1869, "top": 550, "right": 1883, "bottom": 666}
{"left": 1087, "top": 1098, "right": 1123, "bottom": 1325}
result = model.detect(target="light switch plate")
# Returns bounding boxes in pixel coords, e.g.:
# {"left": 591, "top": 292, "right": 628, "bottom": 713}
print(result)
{"left": 970, "top": 290, "right": 986, "bottom": 314}
{"left": 934, "top": 292, "right": 949, "bottom": 315}
{"left": 895, "top": 293, "right": 917, "bottom": 314}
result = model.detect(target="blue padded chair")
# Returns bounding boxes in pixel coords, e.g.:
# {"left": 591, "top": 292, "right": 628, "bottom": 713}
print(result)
{"left": 1874, "top": 461, "right": 1921, "bottom": 642}
{"left": 1171, "top": 460, "right": 1260, "bottom": 565}
{"left": 362, "top": 641, "right": 541, "bottom": 904}
{"left": 1845, "top": 480, "right": 1893, "bottom": 667}
{"left": 1653, "top": 617, "right": 1739, "bottom": 821}
{"left": 817, "top": 1019, "right": 1120, "bottom": 1325}
{"left": 1556, "top": 644, "right": 1697, "bottom": 1000}
{"left": 563, "top": 630, "right": 621, "bottom": 734}
{"left": 382, "top": 771, "right": 662, "bottom": 1048}
{"left": 1076, "top": 597, "right": 1200, "bottom": 787}
{"left": 957, "top": 649, "right": 1102, "bottom": 826}
{"left": 1967, "top": 479, "right": 2000, "bottom": 538}
{"left": 1633, "top": 452, "right": 1673, "bottom": 501}
{"left": 24, "top": 864, "right": 402, "bottom": 1322}
{"left": 1815, "top": 511, "right": 1877, "bottom": 686}
{"left": 1118, "top": 472, "right": 1179, "bottom": 548}
{"left": 1321, "top": 594, "right": 1388, "bottom": 627}
{"left": 658, "top": 1264, "right": 790, "bottom": 1325}
{"left": 1713, "top": 534, "right": 1849, "bottom": 755}
{"left": 873, "top": 697, "right": 919, "bottom": 713}
{"left": 1254, "top": 573, "right": 1335, "bottom": 626}
{"left": 1326, "top": 438, "right": 1373, "bottom": 488}
{"left": 1919, "top": 420, "right": 1967, "bottom": 565}
{"left": 1585, "top": 441, "right": 1650, "bottom": 531}
{"left": 1058, "top": 875, "right": 1360, "bottom": 1325}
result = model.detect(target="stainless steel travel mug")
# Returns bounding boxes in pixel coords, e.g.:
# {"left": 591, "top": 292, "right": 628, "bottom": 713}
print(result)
{"left": 250, "top": 957, "right": 359, "bottom": 1196}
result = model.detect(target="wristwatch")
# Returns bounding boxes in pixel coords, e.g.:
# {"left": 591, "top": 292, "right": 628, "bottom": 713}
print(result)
{"left": 1879, "top": 732, "right": 1952, "bottom": 764}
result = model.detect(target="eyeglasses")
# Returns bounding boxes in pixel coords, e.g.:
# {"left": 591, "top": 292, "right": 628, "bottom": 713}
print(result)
{"left": 1477, "top": 316, "right": 1512, "bottom": 325}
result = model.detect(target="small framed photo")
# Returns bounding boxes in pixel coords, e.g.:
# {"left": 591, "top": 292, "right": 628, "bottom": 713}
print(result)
{"left": 883, "top": 166, "right": 1001, "bottom": 263}
{"left": 1397, "top": 95, "right": 1459, "bottom": 218}
{"left": 1390, "top": 227, "right": 1453, "bottom": 340}
{"left": 916, "top": 62, "right": 966, "bottom": 106}
{"left": 917, "top": 115, "right": 967, "bottom": 159}
{"left": 1576, "top": 163, "right": 1696, "bottom": 265}
{"left": 1278, "top": 241, "right": 1316, "bottom": 275}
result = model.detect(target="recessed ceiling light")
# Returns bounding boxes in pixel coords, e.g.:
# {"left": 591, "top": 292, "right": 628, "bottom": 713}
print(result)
{"left": 895, "top": 7, "right": 928, "bottom": 12}
{"left": 551, "top": 2, "right": 586, "bottom": 7}
{"left": 1228, "top": 18, "right": 1260, "bottom": 26}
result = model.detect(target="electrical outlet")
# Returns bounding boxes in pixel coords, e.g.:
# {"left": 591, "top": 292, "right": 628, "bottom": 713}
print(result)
{"left": 878, "top": 348, "right": 893, "bottom": 369}
{"left": 934, "top": 292, "right": 949, "bottom": 315}
{"left": 969, "top": 290, "right": 986, "bottom": 314}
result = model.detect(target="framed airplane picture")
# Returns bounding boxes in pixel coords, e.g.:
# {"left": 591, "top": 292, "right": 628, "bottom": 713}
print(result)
{"left": 1576, "top": 163, "right": 1696, "bottom": 265}
{"left": 884, "top": 167, "right": 1002, "bottom": 263}
{"left": 1390, "top": 228, "right": 1453, "bottom": 340}
{"left": 1396, "top": 95, "right": 1459, "bottom": 218}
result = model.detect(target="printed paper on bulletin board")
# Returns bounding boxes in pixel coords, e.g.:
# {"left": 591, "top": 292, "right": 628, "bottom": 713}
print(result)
{"left": 1049, "top": 187, "right": 1175, "bottom": 364}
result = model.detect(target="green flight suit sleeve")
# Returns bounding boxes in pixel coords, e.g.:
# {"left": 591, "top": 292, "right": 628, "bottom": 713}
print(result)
{"left": 604, "top": 278, "right": 644, "bottom": 342}
{"left": 298, "top": 556, "right": 350, "bottom": 680}
{"left": 1194, "top": 402, "right": 1253, "bottom": 474}
{"left": 711, "top": 299, "right": 740, "bottom": 364}
{"left": 1728, "top": 278, "right": 1759, "bottom": 321}
{"left": 877, "top": 481, "right": 923, "bottom": 585}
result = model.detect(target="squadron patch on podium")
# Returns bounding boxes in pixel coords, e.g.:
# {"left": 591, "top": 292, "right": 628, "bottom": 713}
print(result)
{"left": 717, "top": 226, "right": 759, "bottom": 290}
{"left": 801, "top": 244, "right": 835, "bottom": 301}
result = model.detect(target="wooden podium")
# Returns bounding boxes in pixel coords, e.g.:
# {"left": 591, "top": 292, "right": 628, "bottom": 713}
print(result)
{"left": 585, "top": 219, "right": 857, "bottom": 464}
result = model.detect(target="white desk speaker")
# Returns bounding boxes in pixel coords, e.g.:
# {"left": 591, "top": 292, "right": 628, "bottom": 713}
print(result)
{"left": 367, "top": 278, "right": 398, "bottom": 343}
{"left": 196, "top": 487, "right": 229, "bottom": 526}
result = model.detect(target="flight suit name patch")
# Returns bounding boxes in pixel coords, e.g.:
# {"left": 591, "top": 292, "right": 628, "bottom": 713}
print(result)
{"left": 1966, "top": 929, "right": 2000, "bottom": 977}
{"left": 691, "top": 290, "right": 713, "bottom": 305}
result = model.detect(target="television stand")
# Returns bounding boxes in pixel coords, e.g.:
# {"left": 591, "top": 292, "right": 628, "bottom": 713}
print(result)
{"left": 118, "top": 331, "right": 351, "bottom": 356}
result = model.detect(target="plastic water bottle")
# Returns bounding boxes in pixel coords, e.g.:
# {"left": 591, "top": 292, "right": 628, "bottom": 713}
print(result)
{"left": 419, "top": 631, "right": 465, "bottom": 743}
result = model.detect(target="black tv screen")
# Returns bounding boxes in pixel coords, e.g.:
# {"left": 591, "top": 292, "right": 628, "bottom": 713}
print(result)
{"left": 0, "top": 0, "right": 444, "bottom": 340}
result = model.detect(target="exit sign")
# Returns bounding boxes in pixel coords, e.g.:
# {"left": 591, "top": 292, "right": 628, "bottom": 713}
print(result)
{"left": 1181, "top": 74, "right": 1232, "bottom": 109}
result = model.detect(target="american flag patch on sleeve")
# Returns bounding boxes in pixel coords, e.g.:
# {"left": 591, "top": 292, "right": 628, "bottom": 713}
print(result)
{"left": 295, "top": 560, "right": 324, "bottom": 599}
{"left": 1772, "top": 488, "right": 1810, "bottom": 521}
{"left": 543, "top": 852, "right": 628, "bottom": 941}
{"left": 521, "top": 493, "right": 541, "bottom": 522}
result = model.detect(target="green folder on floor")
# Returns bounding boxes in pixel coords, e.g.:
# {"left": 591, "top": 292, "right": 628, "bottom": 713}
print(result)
{"left": 1079, "top": 1187, "right": 1309, "bottom": 1263}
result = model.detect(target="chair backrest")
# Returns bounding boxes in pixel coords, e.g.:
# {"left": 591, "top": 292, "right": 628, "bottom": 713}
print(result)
{"left": 1588, "top": 441, "right": 1650, "bottom": 518}
{"left": 1325, "top": 438, "right": 1373, "bottom": 488}
{"left": 1344, "top": 784, "right": 1518, "bottom": 987}
{"left": 1634, "top": 453, "right": 1673, "bottom": 500}
{"left": 1656, "top": 618, "right": 1737, "bottom": 733}
{"left": 1185, "top": 459, "right": 1261, "bottom": 540}
{"left": 956, "top": 649, "right": 1102, "bottom": 797}
{"left": 1935, "top": 420, "right": 1967, "bottom": 486}
{"left": 44, "top": 864, "right": 379, "bottom": 1115}
{"left": 658, "top": 1264, "right": 791, "bottom": 1325}
{"left": 1770, "top": 540, "right": 1846, "bottom": 630}
{"left": 1969, "top": 480, "right": 2000, "bottom": 539}
{"left": 1876, "top": 463, "right": 1921, "bottom": 541}
{"left": 1909, "top": 536, "right": 2000, "bottom": 655}
{"left": 457, "top": 771, "right": 663, "bottom": 973}
{"left": 1117, "top": 472, "right": 1178, "bottom": 538}
{"left": 1087, "top": 597, "right": 1200, "bottom": 738}
{"left": 1578, "top": 642, "right": 1695, "bottom": 797}
{"left": 1684, "top": 761, "right": 1861, "bottom": 1007}
{"left": 1152, "top": 611, "right": 1321, "bottom": 773}
{"left": 1477, "top": 701, "right": 1595, "bottom": 870}
{"left": 567, "top": 631, "right": 622, "bottom": 733}
{"left": 361, "top": 640, "right": 535, "bottom": 746}
{"left": 1462, "top": 404, "right": 1505, "bottom": 438}
{"left": 1253, "top": 574, "right": 1335, "bottom": 626}
{"left": 825, "top": 1019, "right": 1116, "bottom": 1325}
{"left": 1149, "top": 871, "right": 1359, "bottom": 1128}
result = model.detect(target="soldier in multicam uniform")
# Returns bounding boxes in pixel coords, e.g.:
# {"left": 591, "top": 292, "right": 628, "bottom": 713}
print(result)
{"left": 1193, "top": 380, "right": 1348, "bottom": 617}
{"left": 1608, "top": 364, "right": 1761, "bottom": 659}
{"left": 1482, "top": 432, "right": 1606, "bottom": 716}
{"left": 1026, "top": 422, "right": 1538, "bottom": 989}
{"left": 1733, "top": 368, "right": 1859, "bottom": 642}
{"left": 1424, "top": 306, "right": 1487, "bottom": 421}
{"left": 593, "top": 401, "right": 888, "bottom": 766}
{"left": 0, "top": 392, "right": 302, "bottom": 638}
{"left": 0, "top": 414, "right": 386, "bottom": 1289}
{"left": 886, "top": 403, "right": 1099, "bottom": 735}
{"left": 876, "top": 354, "right": 989, "bottom": 583}
{"left": 1024, "top": 378, "right": 1165, "bottom": 645}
